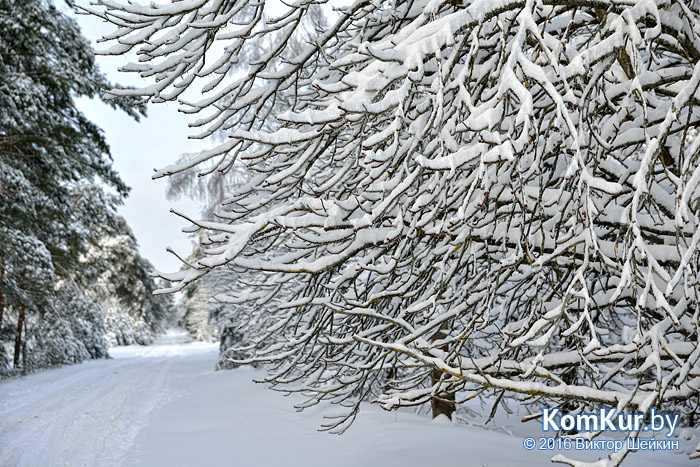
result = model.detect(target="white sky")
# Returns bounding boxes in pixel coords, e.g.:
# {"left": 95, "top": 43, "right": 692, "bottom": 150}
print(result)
{"left": 74, "top": 13, "right": 205, "bottom": 274}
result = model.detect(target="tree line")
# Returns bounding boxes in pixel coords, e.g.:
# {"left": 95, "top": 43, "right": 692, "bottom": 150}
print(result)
{"left": 0, "top": 0, "right": 173, "bottom": 376}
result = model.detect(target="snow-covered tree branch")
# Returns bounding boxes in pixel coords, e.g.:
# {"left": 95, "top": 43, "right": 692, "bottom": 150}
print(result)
{"left": 86, "top": 0, "right": 700, "bottom": 462}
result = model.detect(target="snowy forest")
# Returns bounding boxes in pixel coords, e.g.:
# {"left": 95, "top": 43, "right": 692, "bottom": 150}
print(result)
{"left": 0, "top": 0, "right": 174, "bottom": 375}
{"left": 2, "top": 0, "right": 700, "bottom": 465}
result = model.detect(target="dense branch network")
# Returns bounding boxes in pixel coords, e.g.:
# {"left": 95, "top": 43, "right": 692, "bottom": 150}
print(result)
{"left": 85, "top": 0, "right": 700, "bottom": 463}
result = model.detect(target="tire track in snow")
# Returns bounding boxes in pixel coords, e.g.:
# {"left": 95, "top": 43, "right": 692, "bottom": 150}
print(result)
{"left": 0, "top": 355, "right": 174, "bottom": 467}
{"left": 0, "top": 358, "right": 135, "bottom": 419}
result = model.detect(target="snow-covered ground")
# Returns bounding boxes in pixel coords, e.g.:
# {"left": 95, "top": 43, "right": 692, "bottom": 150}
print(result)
{"left": 0, "top": 330, "right": 696, "bottom": 467}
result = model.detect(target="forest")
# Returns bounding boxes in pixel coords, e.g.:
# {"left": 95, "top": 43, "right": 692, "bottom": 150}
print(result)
{"left": 0, "top": 0, "right": 174, "bottom": 376}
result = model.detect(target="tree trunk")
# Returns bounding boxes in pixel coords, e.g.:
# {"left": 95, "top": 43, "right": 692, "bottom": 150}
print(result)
{"left": 21, "top": 318, "right": 28, "bottom": 374}
{"left": 0, "top": 251, "right": 5, "bottom": 328}
{"left": 0, "top": 288, "right": 4, "bottom": 330}
{"left": 13, "top": 304, "right": 24, "bottom": 368}
{"left": 431, "top": 367, "right": 456, "bottom": 420}
{"left": 430, "top": 322, "right": 455, "bottom": 420}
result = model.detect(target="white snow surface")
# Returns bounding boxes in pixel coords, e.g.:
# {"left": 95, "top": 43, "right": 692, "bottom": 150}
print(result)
{"left": 0, "top": 330, "right": 695, "bottom": 467}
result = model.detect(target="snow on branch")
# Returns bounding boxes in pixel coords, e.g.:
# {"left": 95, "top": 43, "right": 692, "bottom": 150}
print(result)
{"left": 88, "top": 0, "right": 700, "bottom": 462}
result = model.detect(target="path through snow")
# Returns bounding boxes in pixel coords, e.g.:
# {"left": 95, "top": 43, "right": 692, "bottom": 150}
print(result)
{"left": 0, "top": 330, "right": 696, "bottom": 466}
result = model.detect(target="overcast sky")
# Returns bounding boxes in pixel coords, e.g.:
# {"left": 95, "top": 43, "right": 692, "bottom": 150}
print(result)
{"left": 74, "top": 12, "right": 206, "bottom": 274}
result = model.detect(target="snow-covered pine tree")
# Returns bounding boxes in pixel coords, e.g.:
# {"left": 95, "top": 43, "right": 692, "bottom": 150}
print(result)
{"left": 24, "top": 279, "right": 109, "bottom": 370}
{"left": 89, "top": 0, "right": 700, "bottom": 463}
{"left": 0, "top": 0, "right": 170, "bottom": 374}
{"left": 81, "top": 216, "right": 175, "bottom": 346}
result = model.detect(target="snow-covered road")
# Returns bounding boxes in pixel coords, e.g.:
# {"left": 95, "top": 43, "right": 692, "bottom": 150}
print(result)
{"left": 1, "top": 331, "right": 696, "bottom": 467}
{"left": 0, "top": 332, "right": 208, "bottom": 466}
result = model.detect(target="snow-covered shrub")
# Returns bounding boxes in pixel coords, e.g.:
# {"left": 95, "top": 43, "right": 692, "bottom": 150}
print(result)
{"left": 26, "top": 318, "right": 91, "bottom": 369}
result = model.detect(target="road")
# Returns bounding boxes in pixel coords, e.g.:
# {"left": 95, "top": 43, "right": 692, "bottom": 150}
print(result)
{"left": 1, "top": 330, "right": 696, "bottom": 467}
{"left": 0, "top": 331, "right": 214, "bottom": 466}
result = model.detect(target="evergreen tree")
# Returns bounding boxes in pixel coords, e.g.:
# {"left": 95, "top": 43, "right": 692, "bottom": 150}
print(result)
{"left": 0, "top": 0, "right": 170, "bottom": 374}
{"left": 178, "top": 281, "right": 219, "bottom": 343}
{"left": 81, "top": 217, "right": 175, "bottom": 347}
{"left": 25, "top": 279, "right": 108, "bottom": 370}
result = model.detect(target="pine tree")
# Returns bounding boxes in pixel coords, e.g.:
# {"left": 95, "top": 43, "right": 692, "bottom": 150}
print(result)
{"left": 175, "top": 235, "right": 219, "bottom": 343}
{"left": 89, "top": 0, "right": 700, "bottom": 463}
{"left": 0, "top": 0, "right": 165, "bottom": 373}
{"left": 81, "top": 217, "right": 175, "bottom": 347}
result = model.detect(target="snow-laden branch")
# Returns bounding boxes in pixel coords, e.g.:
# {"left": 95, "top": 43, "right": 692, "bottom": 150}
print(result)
{"left": 87, "top": 0, "right": 700, "bottom": 462}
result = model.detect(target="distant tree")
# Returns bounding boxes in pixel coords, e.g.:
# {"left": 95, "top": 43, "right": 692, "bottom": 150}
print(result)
{"left": 81, "top": 216, "right": 175, "bottom": 347}
{"left": 176, "top": 235, "right": 219, "bottom": 342}
{"left": 91, "top": 0, "right": 700, "bottom": 464}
